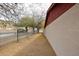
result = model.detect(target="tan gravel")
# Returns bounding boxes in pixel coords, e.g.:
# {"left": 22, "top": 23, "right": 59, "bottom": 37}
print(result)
{"left": 0, "top": 33, "right": 56, "bottom": 56}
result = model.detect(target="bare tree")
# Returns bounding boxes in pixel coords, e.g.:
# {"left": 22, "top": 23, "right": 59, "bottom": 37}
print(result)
{"left": 0, "top": 3, "right": 46, "bottom": 33}
{"left": 28, "top": 3, "right": 46, "bottom": 33}
{"left": 0, "top": 3, "right": 24, "bottom": 22}
{"left": 0, "top": 3, "right": 25, "bottom": 42}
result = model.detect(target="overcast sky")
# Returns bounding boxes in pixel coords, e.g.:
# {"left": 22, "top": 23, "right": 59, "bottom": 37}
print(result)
{"left": 22, "top": 3, "right": 52, "bottom": 17}
{"left": 0, "top": 3, "right": 52, "bottom": 20}
{"left": 24, "top": 3, "right": 51, "bottom": 11}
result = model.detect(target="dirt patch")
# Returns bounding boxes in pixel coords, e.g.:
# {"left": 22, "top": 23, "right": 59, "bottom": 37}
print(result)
{"left": 0, "top": 33, "right": 56, "bottom": 56}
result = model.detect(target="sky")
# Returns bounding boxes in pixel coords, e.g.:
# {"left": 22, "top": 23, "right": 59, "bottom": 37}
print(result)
{"left": 22, "top": 3, "right": 51, "bottom": 15}
{"left": 22, "top": 3, "right": 52, "bottom": 17}
{"left": 0, "top": 3, "right": 52, "bottom": 21}
{"left": 24, "top": 3, "right": 51, "bottom": 11}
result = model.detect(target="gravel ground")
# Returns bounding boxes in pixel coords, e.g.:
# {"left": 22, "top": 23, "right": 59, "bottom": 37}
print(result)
{"left": 0, "top": 33, "right": 56, "bottom": 56}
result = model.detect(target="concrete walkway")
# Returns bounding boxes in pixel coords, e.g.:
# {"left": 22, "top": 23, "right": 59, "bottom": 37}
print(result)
{"left": 0, "top": 33, "right": 56, "bottom": 56}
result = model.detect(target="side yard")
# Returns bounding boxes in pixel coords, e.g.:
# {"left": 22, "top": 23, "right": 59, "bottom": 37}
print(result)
{"left": 0, "top": 33, "right": 56, "bottom": 56}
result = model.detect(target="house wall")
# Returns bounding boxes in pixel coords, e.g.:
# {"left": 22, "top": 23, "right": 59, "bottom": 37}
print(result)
{"left": 45, "top": 3, "right": 75, "bottom": 27}
{"left": 44, "top": 4, "right": 79, "bottom": 55}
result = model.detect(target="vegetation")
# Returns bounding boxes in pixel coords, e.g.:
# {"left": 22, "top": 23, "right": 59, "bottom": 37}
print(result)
{"left": 0, "top": 3, "right": 46, "bottom": 43}
{"left": 15, "top": 16, "right": 36, "bottom": 32}
{"left": 0, "top": 20, "right": 15, "bottom": 29}
{"left": 0, "top": 3, "right": 46, "bottom": 33}
{"left": 14, "top": 16, "right": 44, "bottom": 33}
